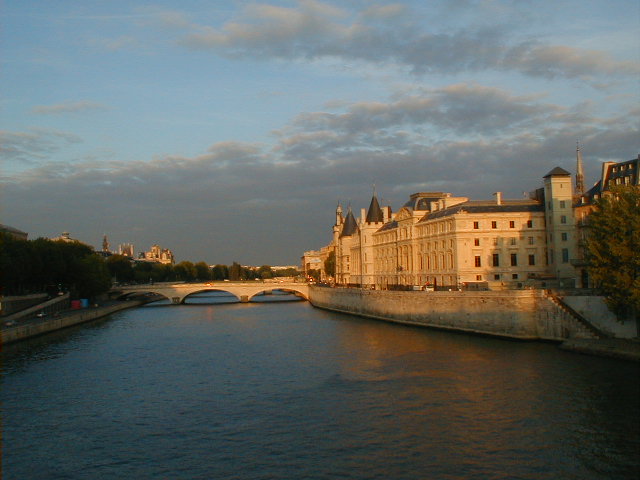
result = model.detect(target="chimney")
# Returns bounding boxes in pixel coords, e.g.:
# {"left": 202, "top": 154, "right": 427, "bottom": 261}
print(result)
{"left": 494, "top": 192, "right": 502, "bottom": 205}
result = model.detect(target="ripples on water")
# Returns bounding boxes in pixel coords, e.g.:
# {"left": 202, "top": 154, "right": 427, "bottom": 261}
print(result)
{"left": 2, "top": 293, "right": 639, "bottom": 479}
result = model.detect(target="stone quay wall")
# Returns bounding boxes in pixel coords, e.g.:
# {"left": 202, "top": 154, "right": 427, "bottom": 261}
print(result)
{"left": 0, "top": 300, "right": 144, "bottom": 345}
{"left": 308, "top": 286, "right": 594, "bottom": 341}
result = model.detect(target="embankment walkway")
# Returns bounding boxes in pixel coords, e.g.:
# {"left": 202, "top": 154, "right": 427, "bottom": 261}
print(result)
{"left": 1, "top": 299, "right": 146, "bottom": 345}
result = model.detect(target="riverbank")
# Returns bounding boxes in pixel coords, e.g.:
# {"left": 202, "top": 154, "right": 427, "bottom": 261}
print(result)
{"left": 0, "top": 299, "right": 146, "bottom": 346}
{"left": 560, "top": 338, "right": 640, "bottom": 362}
{"left": 308, "top": 286, "right": 640, "bottom": 361}
{"left": 308, "top": 286, "right": 595, "bottom": 341}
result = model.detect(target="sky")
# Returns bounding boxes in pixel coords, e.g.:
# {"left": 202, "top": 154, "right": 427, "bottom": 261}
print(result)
{"left": 2, "top": 0, "right": 639, "bottom": 266}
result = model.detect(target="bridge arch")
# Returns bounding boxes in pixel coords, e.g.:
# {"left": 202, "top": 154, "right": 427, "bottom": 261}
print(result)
{"left": 111, "top": 282, "right": 309, "bottom": 305}
{"left": 181, "top": 288, "right": 242, "bottom": 303}
{"left": 114, "top": 289, "right": 172, "bottom": 302}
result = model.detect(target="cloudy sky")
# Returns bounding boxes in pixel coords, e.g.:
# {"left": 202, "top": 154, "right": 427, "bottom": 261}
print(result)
{"left": 2, "top": 0, "right": 639, "bottom": 265}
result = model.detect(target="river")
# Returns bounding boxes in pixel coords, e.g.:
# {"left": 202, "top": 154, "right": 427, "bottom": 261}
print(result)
{"left": 2, "top": 292, "right": 639, "bottom": 479}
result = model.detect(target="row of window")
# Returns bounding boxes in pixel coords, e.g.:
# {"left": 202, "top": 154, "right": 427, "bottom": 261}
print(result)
{"left": 473, "top": 236, "right": 538, "bottom": 246}
{"left": 474, "top": 253, "right": 536, "bottom": 267}
{"left": 548, "top": 200, "right": 568, "bottom": 210}
{"left": 473, "top": 220, "right": 534, "bottom": 229}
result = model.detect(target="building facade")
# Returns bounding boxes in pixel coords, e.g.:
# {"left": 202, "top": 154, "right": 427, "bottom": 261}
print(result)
{"left": 140, "top": 244, "right": 175, "bottom": 265}
{"left": 312, "top": 166, "right": 607, "bottom": 291}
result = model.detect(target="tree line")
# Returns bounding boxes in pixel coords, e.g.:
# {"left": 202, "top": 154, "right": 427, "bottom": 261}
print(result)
{"left": 0, "top": 234, "right": 110, "bottom": 299}
{"left": 0, "top": 233, "right": 300, "bottom": 300}
{"left": 108, "top": 257, "right": 299, "bottom": 284}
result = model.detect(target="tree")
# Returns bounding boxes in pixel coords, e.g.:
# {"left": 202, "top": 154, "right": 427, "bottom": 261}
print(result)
{"left": 174, "top": 261, "right": 196, "bottom": 282}
{"left": 76, "top": 255, "right": 111, "bottom": 299}
{"left": 324, "top": 250, "right": 336, "bottom": 278}
{"left": 195, "top": 261, "right": 211, "bottom": 281}
{"left": 307, "top": 268, "right": 320, "bottom": 282}
{"left": 211, "top": 264, "right": 228, "bottom": 280}
{"left": 258, "top": 265, "right": 273, "bottom": 279}
{"left": 229, "top": 262, "right": 243, "bottom": 281}
{"left": 585, "top": 186, "right": 640, "bottom": 322}
{"left": 107, "top": 255, "right": 135, "bottom": 283}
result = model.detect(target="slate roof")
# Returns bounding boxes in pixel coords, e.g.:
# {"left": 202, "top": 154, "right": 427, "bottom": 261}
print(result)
{"left": 543, "top": 166, "right": 571, "bottom": 178}
{"left": 365, "top": 195, "right": 384, "bottom": 223}
{"left": 340, "top": 208, "right": 359, "bottom": 237}
{"left": 420, "top": 200, "right": 544, "bottom": 221}
{"left": 402, "top": 192, "right": 447, "bottom": 211}
{"left": 377, "top": 220, "right": 398, "bottom": 232}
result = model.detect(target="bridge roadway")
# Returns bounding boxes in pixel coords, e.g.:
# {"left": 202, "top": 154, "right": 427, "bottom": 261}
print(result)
{"left": 112, "top": 281, "right": 310, "bottom": 304}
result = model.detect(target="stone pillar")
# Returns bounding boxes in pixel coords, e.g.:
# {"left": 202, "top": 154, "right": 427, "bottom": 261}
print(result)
{"left": 240, "top": 295, "right": 249, "bottom": 303}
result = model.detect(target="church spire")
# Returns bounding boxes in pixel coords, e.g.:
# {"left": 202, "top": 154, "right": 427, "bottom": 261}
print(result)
{"left": 576, "top": 141, "right": 585, "bottom": 196}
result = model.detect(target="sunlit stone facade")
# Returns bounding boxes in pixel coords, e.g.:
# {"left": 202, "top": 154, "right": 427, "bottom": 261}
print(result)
{"left": 318, "top": 167, "right": 586, "bottom": 290}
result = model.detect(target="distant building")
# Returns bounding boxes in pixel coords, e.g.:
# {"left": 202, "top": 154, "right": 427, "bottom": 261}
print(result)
{"left": 140, "top": 244, "right": 174, "bottom": 264}
{"left": 0, "top": 224, "right": 28, "bottom": 240}
{"left": 119, "top": 243, "right": 135, "bottom": 257}
{"left": 102, "top": 234, "right": 111, "bottom": 253}
{"left": 51, "top": 231, "right": 90, "bottom": 246}
{"left": 301, "top": 249, "right": 324, "bottom": 279}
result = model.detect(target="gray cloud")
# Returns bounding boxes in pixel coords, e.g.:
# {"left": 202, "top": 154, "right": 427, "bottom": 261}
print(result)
{"left": 4, "top": 88, "right": 637, "bottom": 264}
{"left": 0, "top": 128, "right": 82, "bottom": 163}
{"left": 283, "top": 84, "right": 555, "bottom": 137}
{"left": 31, "top": 101, "right": 108, "bottom": 115}
{"left": 165, "top": 1, "right": 638, "bottom": 81}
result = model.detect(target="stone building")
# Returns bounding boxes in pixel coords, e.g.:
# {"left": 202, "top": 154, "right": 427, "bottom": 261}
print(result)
{"left": 316, "top": 166, "right": 591, "bottom": 291}
{"left": 140, "top": 244, "right": 174, "bottom": 265}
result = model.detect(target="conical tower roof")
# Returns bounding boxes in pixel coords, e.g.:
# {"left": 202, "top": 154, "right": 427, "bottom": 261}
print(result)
{"left": 365, "top": 194, "right": 384, "bottom": 223}
{"left": 340, "top": 208, "right": 359, "bottom": 238}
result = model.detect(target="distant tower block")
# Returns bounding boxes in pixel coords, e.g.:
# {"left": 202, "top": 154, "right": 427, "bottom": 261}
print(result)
{"left": 102, "top": 234, "right": 110, "bottom": 253}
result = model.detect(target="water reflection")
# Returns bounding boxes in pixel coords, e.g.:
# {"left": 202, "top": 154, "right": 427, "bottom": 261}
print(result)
{"left": 2, "top": 302, "right": 638, "bottom": 480}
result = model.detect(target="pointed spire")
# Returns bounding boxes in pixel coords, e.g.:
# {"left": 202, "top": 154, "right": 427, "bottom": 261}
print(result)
{"left": 335, "top": 201, "right": 343, "bottom": 226}
{"left": 340, "top": 207, "right": 359, "bottom": 238}
{"left": 365, "top": 186, "right": 384, "bottom": 224}
{"left": 576, "top": 141, "right": 585, "bottom": 196}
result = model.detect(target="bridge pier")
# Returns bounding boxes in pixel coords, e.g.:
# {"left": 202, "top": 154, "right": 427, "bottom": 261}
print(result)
{"left": 172, "top": 297, "right": 181, "bottom": 304}
{"left": 240, "top": 295, "right": 249, "bottom": 303}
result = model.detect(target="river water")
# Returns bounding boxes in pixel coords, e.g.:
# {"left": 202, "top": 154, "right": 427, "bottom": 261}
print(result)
{"left": 2, "top": 292, "right": 639, "bottom": 479}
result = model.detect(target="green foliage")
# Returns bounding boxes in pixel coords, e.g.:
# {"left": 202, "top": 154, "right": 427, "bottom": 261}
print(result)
{"left": 229, "top": 261, "right": 243, "bottom": 281}
{"left": 258, "top": 265, "right": 273, "bottom": 279}
{"left": 194, "top": 261, "right": 211, "bottom": 281}
{"left": 107, "top": 255, "right": 135, "bottom": 283}
{"left": 211, "top": 264, "right": 229, "bottom": 280}
{"left": 0, "top": 233, "right": 111, "bottom": 299}
{"left": 585, "top": 186, "right": 640, "bottom": 319}
{"left": 174, "top": 261, "right": 196, "bottom": 282}
{"left": 76, "top": 255, "right": 112, "bottom": 298}
{"left": 273, "top": 267, "right": 299, "bottom": 277}
{"left": 324, "top": 250, "right": 336, "bottom": 278}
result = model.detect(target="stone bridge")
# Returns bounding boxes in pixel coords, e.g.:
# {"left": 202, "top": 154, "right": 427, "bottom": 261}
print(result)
{"left": 111, "top": 281, "right": 310, "bottom": 304}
